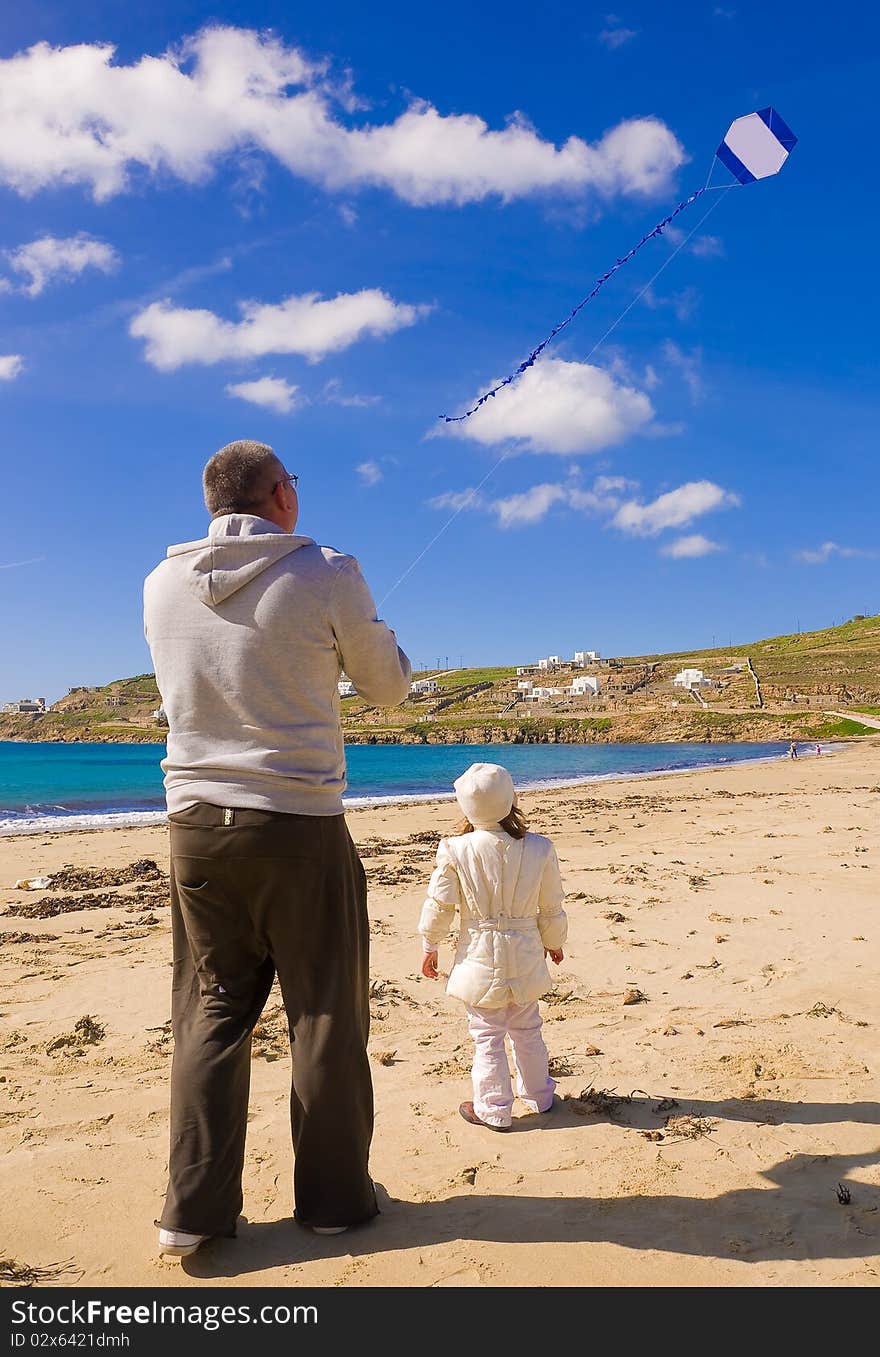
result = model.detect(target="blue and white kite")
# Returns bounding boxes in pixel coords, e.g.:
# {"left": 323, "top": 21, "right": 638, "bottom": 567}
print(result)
{"left": 716, "top": 107, "right": 797, "bottom": 185}
{"left": 443, "top": 108, "right": 797, "bottom": 423}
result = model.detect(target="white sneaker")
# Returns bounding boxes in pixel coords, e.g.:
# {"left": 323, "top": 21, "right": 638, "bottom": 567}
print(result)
{"left": 311, "top": 1225, "right": 348, "bottom": 1235}
{"left": 158, "top": 1227, "right": 210, "bottom": 1257}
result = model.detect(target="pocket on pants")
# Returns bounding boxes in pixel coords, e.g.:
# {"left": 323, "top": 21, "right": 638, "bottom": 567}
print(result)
{"left": 173, "top": 863, "right": 263, "bottom": 998}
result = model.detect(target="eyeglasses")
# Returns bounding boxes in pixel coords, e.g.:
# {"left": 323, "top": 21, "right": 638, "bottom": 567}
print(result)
{"left": 272, "top": 471, "right": 299, "bottom": 495}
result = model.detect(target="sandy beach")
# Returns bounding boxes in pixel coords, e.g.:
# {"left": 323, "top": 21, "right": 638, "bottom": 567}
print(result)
{"left": 1, "top": 743, "right": 878, "bottom": 1289}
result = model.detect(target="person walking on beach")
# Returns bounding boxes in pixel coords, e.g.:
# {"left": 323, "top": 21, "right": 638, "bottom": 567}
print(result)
{"left": 418, "top": 763, "right": 567, "bottom": 1130}
{"left": 789, "top": 741, "right": 799, "bottom": 759}
{"left": 144, "top": 439, "right": 411, "bottom": 1257}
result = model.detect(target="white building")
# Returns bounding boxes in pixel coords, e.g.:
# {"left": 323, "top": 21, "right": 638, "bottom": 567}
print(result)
{"left": 573, "top": 650, "right": 601, "bottom": 666}
{"left": 410, "top": 678, "right": 439, "bottom": 696}
{"left": 570, "top": 675, "right": 601, "bottom": 697}
{"left": 516, "top": 666, "right": 537, "bottom": 677}
{"left": 152, "top": 706, "right": 168, "bottom": 725}
{"left": 516, "top": 680, "right": 533, "bottom": 691}
{"left": 673, "top": 668, "right": 709, "bottom": 688}
{"left": 3, "top": 697, "right": 46, "bottom": 714}
{"left": 337, "top": 680, "right": 357, "bottom": 698}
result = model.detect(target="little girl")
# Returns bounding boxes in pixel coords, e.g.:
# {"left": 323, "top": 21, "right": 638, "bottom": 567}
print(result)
{"left": 418, "top": 762, "right": 567, "bottom": 1131}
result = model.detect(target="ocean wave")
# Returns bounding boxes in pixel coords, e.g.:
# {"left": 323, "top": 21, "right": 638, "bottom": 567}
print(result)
{"left": 0, "top": 808, "right": 168, "bottom": 837}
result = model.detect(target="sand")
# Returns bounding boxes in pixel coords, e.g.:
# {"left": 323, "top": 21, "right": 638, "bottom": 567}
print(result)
{"left": 1, "top": 743, "right": 878, "bottom": 1289}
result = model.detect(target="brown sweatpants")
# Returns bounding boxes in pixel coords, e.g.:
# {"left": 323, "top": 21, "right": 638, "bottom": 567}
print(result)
{"left": 159, "top": 802, "right": 378, "bottom": 1236}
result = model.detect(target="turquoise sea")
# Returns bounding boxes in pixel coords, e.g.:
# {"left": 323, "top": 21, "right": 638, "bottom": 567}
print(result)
{"left": 0, "top": 739, "right": 811, "bottom": 835}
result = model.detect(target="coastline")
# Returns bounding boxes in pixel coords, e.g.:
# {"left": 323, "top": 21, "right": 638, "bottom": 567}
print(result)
{"left": 1, "top": 741, "right": 878, "bottom": 1287}
{"left": 0, "top": 740, "right": 842, "bottom": 837}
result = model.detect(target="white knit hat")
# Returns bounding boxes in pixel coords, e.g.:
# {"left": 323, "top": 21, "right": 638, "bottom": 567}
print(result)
{"left": 453, "top": 762, "right": 515, "bottom": 828}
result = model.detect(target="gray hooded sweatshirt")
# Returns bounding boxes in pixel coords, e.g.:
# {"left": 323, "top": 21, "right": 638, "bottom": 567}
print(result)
{"left": 143, "top": 515, "right": 411, "bottom": 816}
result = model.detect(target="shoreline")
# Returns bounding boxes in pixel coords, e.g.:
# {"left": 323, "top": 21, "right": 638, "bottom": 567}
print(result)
{"left": 0, "top": 740, "right": 842, "bottom": 838}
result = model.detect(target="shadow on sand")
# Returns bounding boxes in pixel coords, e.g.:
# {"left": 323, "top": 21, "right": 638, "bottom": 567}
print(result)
{"left": 183, "top": 1093, "right": 880, "bottom": 1278}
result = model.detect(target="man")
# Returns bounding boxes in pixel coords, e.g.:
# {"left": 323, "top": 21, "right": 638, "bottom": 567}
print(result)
{"left": 143, "top": 439, "right": 411, "bottom": 1257}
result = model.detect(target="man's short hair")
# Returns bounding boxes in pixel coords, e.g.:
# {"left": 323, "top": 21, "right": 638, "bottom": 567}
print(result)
{"left": 203, "top": 440, "right": 280, "bottom": 516}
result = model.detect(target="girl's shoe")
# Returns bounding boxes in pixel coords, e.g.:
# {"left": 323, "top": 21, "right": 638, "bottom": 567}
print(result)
{"left": 459, "top": 1101, "right": 510, "bottom": 1132}
{"left": 311, "top": 1225, "right": 349, "bottom": 1235}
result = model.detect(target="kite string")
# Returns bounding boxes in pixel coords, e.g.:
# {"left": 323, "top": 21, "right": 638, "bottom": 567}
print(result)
{"left": 378, "top": 184, "right": 734, "bottom": 610}
{"left": 378, "top": 452, "right": 511, "bottom": 607}
{"left": 574, "top": 183, "right": 733, "bottom": 368}
{"left": 442, "top": 182, "right": 727, "bottom": 423}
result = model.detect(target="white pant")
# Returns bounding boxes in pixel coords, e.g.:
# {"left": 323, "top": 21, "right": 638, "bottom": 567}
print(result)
{"left": 465, "top": 1001, "right": 555, "bottom": 1128}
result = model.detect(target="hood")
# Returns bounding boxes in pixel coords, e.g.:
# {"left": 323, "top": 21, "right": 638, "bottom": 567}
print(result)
{"left": 167, "top": 514, "right": 315, "bottom": 606}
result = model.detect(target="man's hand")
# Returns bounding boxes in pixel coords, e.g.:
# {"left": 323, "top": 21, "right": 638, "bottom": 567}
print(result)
{"left": 545, "top": 948, "right": 564, "bottom": 965}
{"left": 421, "top": 951, "right": 439, "bottom": 979}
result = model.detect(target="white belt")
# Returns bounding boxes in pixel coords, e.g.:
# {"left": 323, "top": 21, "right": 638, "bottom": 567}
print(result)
{"left": 471, "top": 916, "right": 538, "bottom": 933}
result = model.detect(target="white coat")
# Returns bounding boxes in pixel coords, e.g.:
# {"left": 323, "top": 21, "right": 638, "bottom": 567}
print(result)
{"left": 418, "top": 829, "right": 568, "bottom": 1009}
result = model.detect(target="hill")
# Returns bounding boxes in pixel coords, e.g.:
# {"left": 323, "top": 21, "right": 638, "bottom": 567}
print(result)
{"left": 3, "top": 615, "right": 880, "bottom": 745}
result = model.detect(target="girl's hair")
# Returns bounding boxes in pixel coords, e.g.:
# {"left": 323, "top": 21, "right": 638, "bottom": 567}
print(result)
{"left": 454, "top": 804, "right": 528, "bottom": 840}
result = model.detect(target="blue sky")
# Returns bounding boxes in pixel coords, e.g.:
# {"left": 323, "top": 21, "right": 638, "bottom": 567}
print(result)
{"left": 1, "top": 0, "right": 878, "bottom": 701}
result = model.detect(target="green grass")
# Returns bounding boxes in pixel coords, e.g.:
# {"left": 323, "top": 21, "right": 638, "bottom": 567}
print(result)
{"left": 850, "top": 706, "right": 880, "bottom": 717}
{"left": 800, "top": 718, "right": 880, "bottom": 738}
{"left": 636, "top": 614, "right": 880, "bottom": 661}
{"left": 430, "top": 666, "right": 516, "bottom": 690}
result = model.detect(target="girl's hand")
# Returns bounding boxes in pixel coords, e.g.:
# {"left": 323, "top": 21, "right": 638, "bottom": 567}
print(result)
{"left": 421, "top": 951, "right": 439, "bottom": 979}
{"left": 545, "top": 948, "right": 564, "bottom": 965}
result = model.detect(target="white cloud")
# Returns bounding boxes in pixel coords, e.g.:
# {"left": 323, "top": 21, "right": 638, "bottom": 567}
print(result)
{"left": 643, "top": 284, "right": 699, "bottom": 322}
{"left": 429, "top": 487, "right": 487, "bottom": 514}
{"left": 566, "top": 473, "right": 637, "bottom": 514}
{"left": 443, "top": 357, "right": 655, "bottom": 455}
{"left": 661, "top": 534, "right": 722, "bottom": 558}
{"left": 598, "top": 18, "right": 639, "bottom": 48}
{"left": 0, "top": 355, "right": 23, "bottom": 381}
{"left": 691, "top": 234, "right": 725, "bottom": 259}
{"left": 796, "top": 542, "right": 836, "bottom": 565}
{"left": 492, "top": 483, "right": 569, "bottom": 527}
{"left": 322, "top": 378, "right": 380, "bottom": 407}
{"left": 0, "top": 555, "right": 44, "bottom": 570}
{"left": 333, "top": 392, "right": 380, "bottom": 408}
{"left": 225, "top": 375, "right": 300, "bottom": 413}
{"left": 0, "top": 28, "right": 686, "bottom": 207}
{"left": 795, "top": 541, "right": 879, "bottom": 564}
{"left": 427, "top": 473, "right": 739, "bottom": 547}
{"left": 661, "top": 227, "right": 723, "bottom": 260}
{"left": 428, "top": 473, "right": 636, "bottom": 530}
{"left": 356, "top": 461, "right": 382, "bottom": 486}
{"left": 130, "top": 288, "right": 426, "bottom": 370}
{"left": 613, "top": 480, "right": 740, "bottom": 536}
{"left": 593, "top": 474, "right": 637, "bottom": 497}
{"left": 663, "top": 339, "right": 703, "bottom": 402}
{"left": 2, "top": 233, "right": 117, "bottom": 296}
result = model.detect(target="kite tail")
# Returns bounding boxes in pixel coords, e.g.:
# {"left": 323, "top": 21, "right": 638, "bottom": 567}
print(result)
{"left": 441, "top": 185, "right": 707, "bottom": 423}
